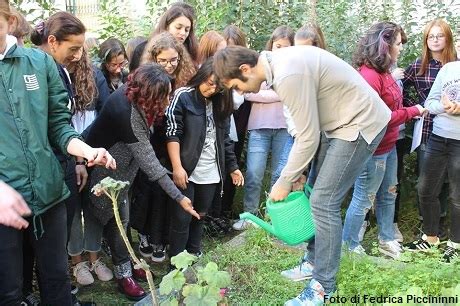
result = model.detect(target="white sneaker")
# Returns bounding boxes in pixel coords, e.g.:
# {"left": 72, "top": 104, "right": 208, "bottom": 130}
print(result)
{"left": 379, "top": 240, "right": 402, "bottom": 259}
{"left": 280, "top": 260, "right": 313, "bottom": 281}
{"left": 394, "top": 223, "right": 404, "bottom": 243}
{"left": 91, "top": 258, "right": 113, "bottom": 281}
{"left": 232, "top": 219, "right": 251, "bottom": 231}
{"left": 73, "top": 261, "right": 94, "bottom": 286}
{"left": 358, "top": 220, "right": 369, "bottom": 242}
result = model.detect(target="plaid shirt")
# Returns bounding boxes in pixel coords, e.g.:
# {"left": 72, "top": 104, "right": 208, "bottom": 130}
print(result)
{"left": 402, "top": 58, "right": 442, "bottom": 144}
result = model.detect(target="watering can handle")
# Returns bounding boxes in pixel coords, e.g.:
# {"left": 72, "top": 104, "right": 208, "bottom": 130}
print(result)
{"left": 304, "top": 184, "right": 313, "bottom": 198}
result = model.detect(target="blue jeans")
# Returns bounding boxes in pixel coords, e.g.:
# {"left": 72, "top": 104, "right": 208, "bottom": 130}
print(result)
{"left": 273, "top": 135, "right": 294, "bottom": 181}
{"left": 67, "top": 187, "right": 104, "bottom": 256}
{"left": 342, "top": 147, "right": 398, "bottom": 249}
{"left": 243, "top": 128, "right": 289, "bottom": 213}
{"left": 419, "top": 134, "right": 460, "bottom": 242}
{"left": 305, "top": 128, "right": 385, "bottom": 293}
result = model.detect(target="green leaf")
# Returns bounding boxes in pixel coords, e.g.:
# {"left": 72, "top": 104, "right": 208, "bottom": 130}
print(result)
{"left": 159, "top": 269, "right": 186, "bottom": 295}
{"left": 170, "top": 251, "right": 197, "bottom": 270}
{"left": 197, "top": 262, "right": 231, "bottom": 288}
{"left": 182, "top": 284, "right": 222, "bottom": 306}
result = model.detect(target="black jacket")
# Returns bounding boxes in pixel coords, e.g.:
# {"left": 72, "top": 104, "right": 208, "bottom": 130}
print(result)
{"left": 165, "top": 87, "right": 238, "bottom": 189}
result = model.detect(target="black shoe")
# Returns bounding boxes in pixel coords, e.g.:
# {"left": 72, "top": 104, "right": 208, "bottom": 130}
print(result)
{"left": 138, "top": 234, "right": 153, "bottom": 258}
{"left": 442, "top": 241, "right": 460, "bottom": 263}
{"left": 404, "top": 234, "right": 440, "bottom": 251}
{"left": 71, "top": 285, "right": 79, "bottom": 295}
{"left": 151, "top": 244, "right": 166, "bottom": 263}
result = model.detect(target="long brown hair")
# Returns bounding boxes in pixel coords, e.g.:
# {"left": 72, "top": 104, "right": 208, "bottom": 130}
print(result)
{"left": 0, "top": 0, "right": 11, "bottom": 19}
{"left": 67, "top": 47, "right": 98, "bottom": 111}
{"left": 10, "top": 7, "right": 32, "bottom": 39}
{"left": 265, "top": 25, "right": 295, "bottom": 51}
{"left": 143, "top": 31, "right": 195, "bottom": 90}
{"left": 151, "top": 6, "right": 198, "bottom": 64}
{"left": 295, "top": 22, "right": 326, "bottom": 49}
{"left": 30, "top": 11, "right": 85, "bottom": 46}
{"left": 418, "top": 19, "right": 456, "bottom": 76}
{"left": 222, "top": 25, "right": 247, "bottom": 47}
{"left": 198, "top": 30, "right": 225, "bottom": 65}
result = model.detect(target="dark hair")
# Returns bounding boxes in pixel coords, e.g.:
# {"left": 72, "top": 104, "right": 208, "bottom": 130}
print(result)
{"left": 98, "top": 38, "right": 127, "bottom": 77}
{"left": 265, "top": 25, "right": 294, "bottom": 51}
{"left": 30, "top": 11, "right": 86, "bottom": 46}
{"left": 125, "top": 63, "right": 172, "bottom": 126}
{"left": 129, "top": 40, "right": 147, "bottom": 72}
{"left": 187, "top": 57, "right": 233, "bottom": 121}
{"left": 10, "top": 7, "right": 32, "bottom": 39}
{"left": 98, "top": 37, "right": 127, "bottom": 64}
{"left": 213, "top": 45, "right": 259, "bottom": 82}
{"left": 353, "top": 21, "right": 404, "bottom": 73}
{"left": 198, "top": 30, "right": 225, "bottom": 65}
{"left": 295, "top": 22, "right": 326, "bottom": 49}
{"left": 126, "top": 36, "right": 147, "bottom": 63}
{"left": 169, "top": 1, "right": 196, "bottom": 20}
{"left": 222, "top": 24, "right": 247, "bottom": 47}
{"left": 151, "top": 6, "right": 198, "bottom": 63}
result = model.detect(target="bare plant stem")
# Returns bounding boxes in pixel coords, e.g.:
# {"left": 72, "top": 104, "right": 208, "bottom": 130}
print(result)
{"left": 104, "top": 190, "right": 159, "bottom": 306}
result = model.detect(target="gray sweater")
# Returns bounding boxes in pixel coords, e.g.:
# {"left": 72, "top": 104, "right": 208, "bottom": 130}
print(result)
{"left": 425, "top": 61, "right": 460, "bottom": 140}
{"left": 85, "top": 85, "right": 184, "bottom": 224}
{"left": 262, "top": 46, "right": 391, "bottom": 189}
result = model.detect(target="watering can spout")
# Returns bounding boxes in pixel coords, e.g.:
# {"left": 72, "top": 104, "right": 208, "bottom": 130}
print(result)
{"left": 239, "top": 212, "right": 275, "bottom": 235}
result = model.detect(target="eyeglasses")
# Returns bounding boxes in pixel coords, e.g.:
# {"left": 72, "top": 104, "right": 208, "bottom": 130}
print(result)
{"left": 157, "top": 57, "right": 180, "bottom": 67}
{"left": 427, "top": 34, "right": 445, "bottom": 41}
{"left": 107, "top": 60, "right": 128, "bottom": 69}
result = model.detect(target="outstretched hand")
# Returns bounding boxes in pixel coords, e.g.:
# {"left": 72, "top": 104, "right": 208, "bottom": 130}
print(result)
{"left": 179, "top": 196, "right": 200, "bottom": 219}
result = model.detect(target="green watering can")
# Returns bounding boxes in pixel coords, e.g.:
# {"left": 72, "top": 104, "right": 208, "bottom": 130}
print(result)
{"left": 239, "top": 185, "right": 315, "bottom": 246}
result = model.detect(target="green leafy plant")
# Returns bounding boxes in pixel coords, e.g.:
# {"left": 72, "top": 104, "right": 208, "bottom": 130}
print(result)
{"left": 159, "top": 251, "right": 231, "bottom": 305}
{"left": 92, "top": 177, "right": 158, "bottom": 305}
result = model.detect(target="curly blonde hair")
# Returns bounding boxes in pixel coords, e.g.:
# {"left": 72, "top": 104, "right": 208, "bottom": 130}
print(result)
{"left": 142, "top": 31, "right": 196, "bottom": 90}
{"left": 67, "top": 47, "right": 98, "bottom": 111}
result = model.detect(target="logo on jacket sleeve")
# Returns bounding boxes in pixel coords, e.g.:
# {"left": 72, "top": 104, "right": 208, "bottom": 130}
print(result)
{"left": 23, "top": 74, "right": 40, "bottom": 91}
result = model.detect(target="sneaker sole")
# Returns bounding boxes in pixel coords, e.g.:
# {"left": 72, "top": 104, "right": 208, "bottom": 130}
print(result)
{"left": 281, "top": 274, "right": 312, "bottom": 282}
{"left": 151, "top": 256, "right": 166, "bottom": 263}
{"left": 378, "top": 247, "right": 400, "bottom": 259}
{"left": 139, "top": 250, "right": 153, "bottom": 258}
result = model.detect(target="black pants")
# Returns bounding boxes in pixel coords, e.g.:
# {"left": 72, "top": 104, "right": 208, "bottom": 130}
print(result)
{"left": 22, "top": 158, "right": 77, "bottom": 296}
{"left": 420, "top": 135, "right": 460, "bottom": 241}
{"left": 218, "top": 132, "right": 246, "bottom": 216}
{"left": 130, "top": 172, "right": 172, "bottom": 245}
{"left": 0, "top": 203, "right": 71, "bottom": 306}
{"left": 169, "top": 182, "right": 218, "bottom": 257}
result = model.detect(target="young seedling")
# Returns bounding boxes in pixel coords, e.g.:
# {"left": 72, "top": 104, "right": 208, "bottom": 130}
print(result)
{"left": 92, "top": 177, "right": 158, "bottom": 305}
{"left": 159, "top": 250, "right": 231, "bottom": 305}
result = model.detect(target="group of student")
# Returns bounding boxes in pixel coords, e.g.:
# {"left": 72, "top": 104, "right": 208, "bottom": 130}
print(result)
{"left": 1, "top": 0, "right": 459, "bottom": 305}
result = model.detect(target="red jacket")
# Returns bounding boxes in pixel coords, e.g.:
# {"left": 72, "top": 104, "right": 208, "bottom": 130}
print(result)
{"left": 359, "top": 65, "right": 420, "bottom": 155}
